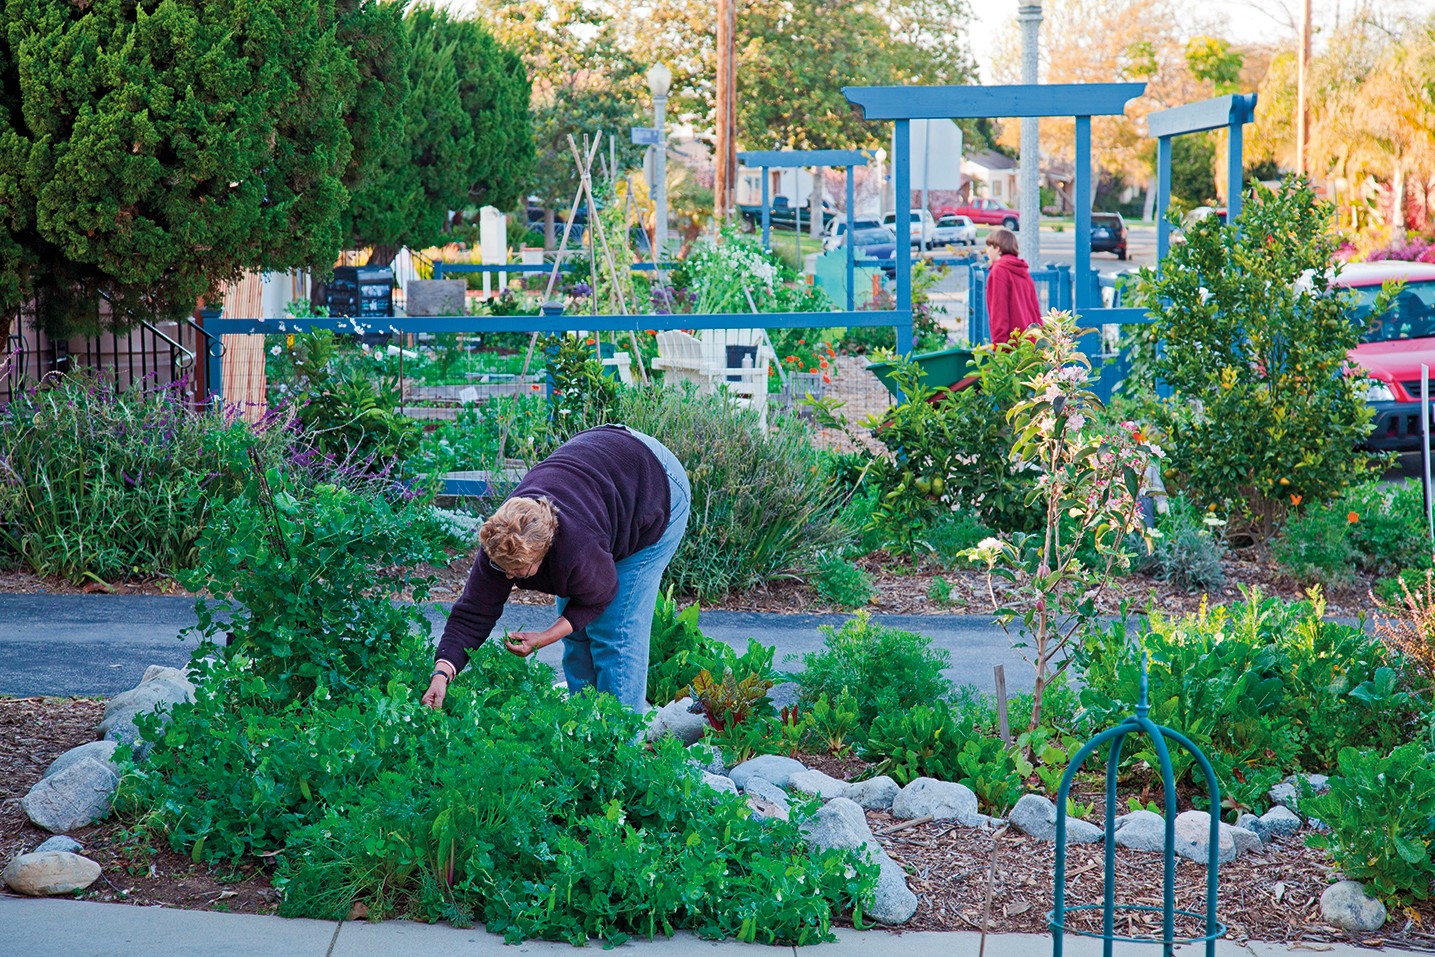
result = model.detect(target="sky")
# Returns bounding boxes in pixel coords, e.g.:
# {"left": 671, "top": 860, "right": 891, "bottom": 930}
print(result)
{"left": 965, "top": 0, "right": 1432, "bottom": 81}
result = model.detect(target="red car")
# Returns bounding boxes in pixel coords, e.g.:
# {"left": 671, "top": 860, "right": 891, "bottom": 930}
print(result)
{"left": 1339, "top": 261, "right": 1435, "bottom": 452}
{"left": 937, "top": 198, "right": 1020, "bottom": 230}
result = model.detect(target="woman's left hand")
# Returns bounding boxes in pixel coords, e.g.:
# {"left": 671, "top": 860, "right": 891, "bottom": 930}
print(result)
{"left": 504, "top": 631, "right": 546, "bottom": 657}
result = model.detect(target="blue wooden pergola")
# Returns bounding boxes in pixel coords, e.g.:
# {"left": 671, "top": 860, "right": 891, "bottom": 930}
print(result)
{"left": 737, "top": 149, "right": 871, "bottom": 311}
{"left": 1148, "top": 93, "right": 1258, "bottom": 259}
{"left": 843, "top": 82, "right": 1151, "bottom": 345}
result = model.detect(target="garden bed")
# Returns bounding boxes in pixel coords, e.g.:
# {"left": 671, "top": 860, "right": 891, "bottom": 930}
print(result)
{"left": 6, "top": 695, "right": 1434, "bottom": 950}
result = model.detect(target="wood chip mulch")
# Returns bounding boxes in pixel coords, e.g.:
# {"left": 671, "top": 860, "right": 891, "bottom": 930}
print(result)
{"left": 0, "top": 696, "right": 277, "bottom": 916}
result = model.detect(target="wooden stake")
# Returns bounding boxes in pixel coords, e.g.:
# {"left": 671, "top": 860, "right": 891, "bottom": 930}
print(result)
{"left": 994, "top": 665, "right": 1011, "bottom": 745}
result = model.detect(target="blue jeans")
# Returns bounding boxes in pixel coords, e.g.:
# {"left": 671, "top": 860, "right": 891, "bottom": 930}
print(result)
{"left": 557, "top": 430, "right": 690, "bottom": 712}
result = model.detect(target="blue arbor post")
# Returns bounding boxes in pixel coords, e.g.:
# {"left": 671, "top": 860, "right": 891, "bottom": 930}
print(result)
{"left": 1148, "top": 93, "right": 1258, "bottom": 260}
{"left": 738, "top": 149, "right": 871, "bottom": 312}
{"left": 843, "top": 83, "right": 1145, "bottom": 352}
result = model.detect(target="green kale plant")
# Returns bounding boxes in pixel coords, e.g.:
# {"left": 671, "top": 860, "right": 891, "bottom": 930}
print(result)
{"left": 1306, "top": 743, "right": 1435, "bottom": 905}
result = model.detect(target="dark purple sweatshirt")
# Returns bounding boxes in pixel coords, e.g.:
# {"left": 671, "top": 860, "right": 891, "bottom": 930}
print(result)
{"left": 435, "top": 426, "right": 671, "bottom": 672}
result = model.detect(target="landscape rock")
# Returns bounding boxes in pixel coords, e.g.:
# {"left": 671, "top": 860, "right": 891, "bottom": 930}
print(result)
{"left": 1113, "top": 810, "right": 1167, "bottom": 853}
{"left": 700, "top": 772, "right": 739, "bottom": 795}
{"left": 34, "top": 836, "right": 83, "bottom": 855}
{"left": 646, "top": 697, "right": 709, "bottom": 746}
{"left": 1223, "top": 823, "right": 1264, "bottom": 857}
{"left": 729, "top": 755, "right": 807, "bottom": 791}
{"left": 1173, "top": 810, "right": 1236, "bottom": 865}
{"left": 1268, "top": 773, "right": 1330, "bottom": 810}
{"left": 686, "top": 743, "right": 728, "bottom": 777}
{"left": 1320, "top": 881, "right": 1386, "bottom": 932}
{"left": 97, "top": 673, "right": 195, "bottom": 756}
{"left": 140, "top": 664, "right": 189, "bottom": 686}
{"left": 1236, "top": 812, "right": 1262, "bottom": 837}
{"left": 871, "top": 855, "right": 920, "bottom": 924}
{"left": 801, "top": 798, "right": 874, "bottom": 853}
{"left": 1258, "top": 805, "right": 1302, "bottom": 840}
{"left": 42, "top": 740, "right": 119, "bottom": 780}
{"left": 891, "top": 777, "right": 981, "bottom": 825}
{"left": 800, "top": 798, "right": 917, "bottom": 925}
{"left": 1008, "top": 794, "right": 1103, "bottom": 844}
{"left": 847, "top": 776, "right": 900, "bottom": 812}
{"left": 1, "top": 852, "right": 102, "bottom": 896}
{"left": 973, "top": 814, "right": 1007, "bottom": 830}
{"left": 21, "top": 758, "right": 118, "bottom": 833}
{"left": 787, "top": 770, "right": 850, "bottom": 801}
{"left": 764, "top": 682, "right": 802, "bottom": 714}
{"left": 743, "top": 777, "right": 791, "bottom": 820}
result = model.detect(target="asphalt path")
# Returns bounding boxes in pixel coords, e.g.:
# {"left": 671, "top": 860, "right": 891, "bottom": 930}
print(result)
{"left": 0, "top": 594, "right": 1034, "bottom": 699}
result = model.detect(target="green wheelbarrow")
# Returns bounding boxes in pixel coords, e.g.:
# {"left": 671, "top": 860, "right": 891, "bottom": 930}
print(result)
{"left": 866, "top": 345, "right": 978, "bottom": 401}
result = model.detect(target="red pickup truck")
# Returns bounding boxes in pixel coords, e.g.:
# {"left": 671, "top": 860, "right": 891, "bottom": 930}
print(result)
{"left": 936, "top": 198, "right": 1020, "bottom": 229}
{"left": 1340, "top": 261, "right": 1435, "bottom": 452}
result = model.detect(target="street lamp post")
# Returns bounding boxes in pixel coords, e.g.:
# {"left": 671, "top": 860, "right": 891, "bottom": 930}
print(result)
{"left": 647, "top": 62, "right": 672, "bottom": 262}
{"left": 1018, "top": 2, "right": 1042, "bottom": 268}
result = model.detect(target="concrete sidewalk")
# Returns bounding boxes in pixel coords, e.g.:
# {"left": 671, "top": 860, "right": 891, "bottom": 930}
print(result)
{"left": 0, "top": 898, "right": 1418, "bottom": 957}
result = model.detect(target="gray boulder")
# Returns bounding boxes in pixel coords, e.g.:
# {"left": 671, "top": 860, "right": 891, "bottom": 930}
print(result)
{"left": 21, "top": 758, "right": 118, "bottom": 833}
{"left": 1009, "top": 794, "right": 1103, "bottom": 844}
{"left": 140, "top": 664, "right": 188, "bottom": 685}
{"left": 801, "top": 797, "right": 875, "bottom": 852}
{"left": 1173, "top": 810, "right": 1236, "bottom": 865}
{"left": 800, "top": 798, "right": 917, "bottom": 925}
{"left": 1268, "top": 773, "right": 1330, "bottom": 810}
{"left": 1, "top": 852, "right": 101, "bottom": 896}
{"left": 700, "top": 772, "right": 739, "bottom": 795}
{"left": 1320, "top": 881, "right": 1386, "bottom": 932}
{"left": 788, "top": 769, "right": 850, "bottom": 801}
{"left": 1258, "top": 805, "right": 1302, "bottom": 840}
{"left": 34, "top": 836, "right": 83, "bottom": 855}
{"left": 1114, "top": 810, "right": 1167, "bottom": 853}
{"left": 729, "top": 755, "right": 807, "bottom": 791}
{"left": 98, "top": 672, "right": 195, "bottom": 756}
{"left": 1224, "top": 823, "right": 1264, "bottom": 858}
{"left": 42, "top": 740, "right": 120, "bottom": 780}
{"left": 687, "top": 743, "right": 728, "bottom": 777}
{"left": 847, "top": 776, "right": 901, "bottom": 812}
{"left": 891, "top": 777, "right": 980, "bottom": 825}
{"left": 646, "top": 697, "right": 709, "bottom": 746}
{"left": 743, "top": 777, "right": 791, "bottom": 820}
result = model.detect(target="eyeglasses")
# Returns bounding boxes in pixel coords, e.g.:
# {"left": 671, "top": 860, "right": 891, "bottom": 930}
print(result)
{"left": 486, "top": 554, "right": 515, "bottom": 577}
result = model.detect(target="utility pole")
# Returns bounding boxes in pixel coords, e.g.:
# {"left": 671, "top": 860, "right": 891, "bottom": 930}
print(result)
{"left": 714, "top": 0, "right": 737, "bottom": 223}
{"left": 1018, "top": 3, "right": 1042, "bottom": 267}
{"left": 1296, "top": 0, "right": 1312, "bottom": 177}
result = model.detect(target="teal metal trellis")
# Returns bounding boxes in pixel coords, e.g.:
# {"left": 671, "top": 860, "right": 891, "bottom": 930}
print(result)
{"left": 1050, "top": 655, "right": 1225, "bottom": 957}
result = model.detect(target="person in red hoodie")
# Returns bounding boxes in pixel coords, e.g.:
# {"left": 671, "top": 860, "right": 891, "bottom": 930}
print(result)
{"left": 983, "top": 227, "right": 1043, "bottom": 345}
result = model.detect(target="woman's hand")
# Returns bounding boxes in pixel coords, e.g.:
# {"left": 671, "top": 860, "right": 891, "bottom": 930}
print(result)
{"left": 422, "top": 673, "right": 449, "bottom": 709}
{"left": 504, "top": 619, "right": 573, "bottom": 658}
{"left": 504, "top": 631, "right": 548, "bottom": 657}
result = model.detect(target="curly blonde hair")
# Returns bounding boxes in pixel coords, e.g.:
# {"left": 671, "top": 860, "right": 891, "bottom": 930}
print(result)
{"left": 480, "top": 496, "right": 559, "bottom": 570}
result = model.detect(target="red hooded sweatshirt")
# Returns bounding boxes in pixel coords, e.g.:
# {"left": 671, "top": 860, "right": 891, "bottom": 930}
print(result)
{"left": 986, "top": 254, "right": 1042, "bottom": 345}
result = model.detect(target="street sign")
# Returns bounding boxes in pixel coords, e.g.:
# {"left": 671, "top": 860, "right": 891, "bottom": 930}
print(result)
{"left": 630, "top": 127, "right": 662, "bottom": 146}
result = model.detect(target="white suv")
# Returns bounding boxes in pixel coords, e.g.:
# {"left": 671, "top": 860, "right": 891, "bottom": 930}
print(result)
{"left": 881, "top": 209, "right": 938, "bottom": 249}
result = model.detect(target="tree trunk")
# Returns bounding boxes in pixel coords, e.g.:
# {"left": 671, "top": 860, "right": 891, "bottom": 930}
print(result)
{"left": 1390, "top": 161, "right": 1406, "bottom": 231}
{"left": 366, "top": 244, "right": 400, "bottom": 268}
{"left": 1142, "top": 173, "right": 1157, "bottom": 221}
{"left": 544, "top": 209, "right": 557, "bottom": 251}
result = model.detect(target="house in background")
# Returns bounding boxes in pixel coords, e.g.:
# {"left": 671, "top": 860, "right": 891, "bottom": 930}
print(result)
{"left": 962, "top": 150, "right": 1019, "bottom": 205}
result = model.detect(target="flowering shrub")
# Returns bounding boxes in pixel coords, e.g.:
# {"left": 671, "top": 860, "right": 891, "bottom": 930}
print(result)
{"left": 675, "top": 228, "right": 830, "bottom": 315}
{"left": 965, "top": 310, "right": 1154, "bottom": 734}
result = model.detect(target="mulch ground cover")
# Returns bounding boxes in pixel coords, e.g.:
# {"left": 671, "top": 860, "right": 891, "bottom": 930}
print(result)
{"left": 6, "top": 698, "right": 1434, "bottom": 950}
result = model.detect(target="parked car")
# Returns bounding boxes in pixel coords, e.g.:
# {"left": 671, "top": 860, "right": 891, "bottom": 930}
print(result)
{"left": 850, "top": 226, "right": 898, "bottom": 276}
{"left": 822, "top": 216, "right": 884, "bottom": 251}
{"left": 736, "top": 195, "right": 837, "bottom": 233}
{"left": 937, "top": 198, "right": 1019, "bottom": 229}
{"left": 931, "top": 214, "right": 977, "bottom": 248}
{"left": 1091, "top": 212, "right": 1129, "bottom": 259}
{"left": 1339, "top": 261, "right": 1435, "bottom": 452}
{"left": 881, "top": 209, "right": 938, "bottom": 249}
